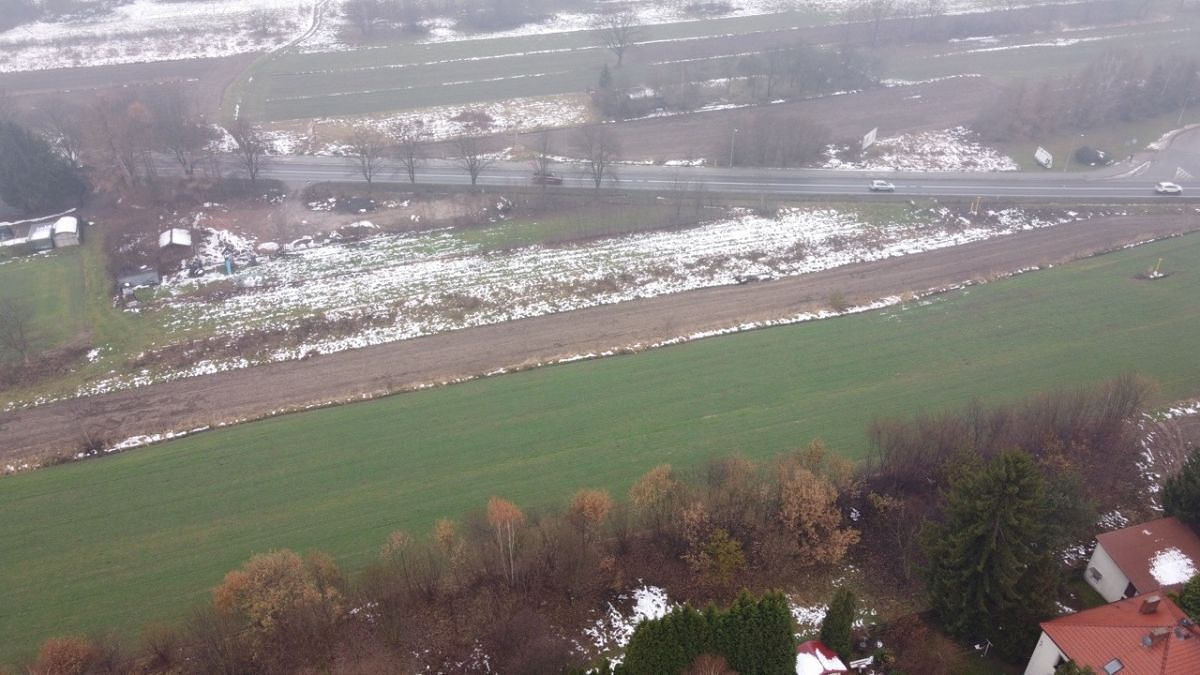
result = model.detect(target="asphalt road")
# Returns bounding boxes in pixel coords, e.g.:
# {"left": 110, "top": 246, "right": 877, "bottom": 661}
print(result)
{"left": 259, "top": 152, "right": 1200, "bottom": 201}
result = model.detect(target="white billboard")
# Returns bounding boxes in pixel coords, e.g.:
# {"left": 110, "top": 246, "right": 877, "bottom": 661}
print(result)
{"left": 1034, "top": 146, "right": 1053, "bottom": 169}
{"left": 862, "top": 127, "right": 878, "bottom": 152}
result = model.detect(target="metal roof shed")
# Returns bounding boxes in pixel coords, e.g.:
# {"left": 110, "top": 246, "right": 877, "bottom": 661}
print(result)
{"left": 52, "top": 216, "right": 80, "bottom": 247}
{"left": 28, "top": 223, "right": 55, "bottom": 251}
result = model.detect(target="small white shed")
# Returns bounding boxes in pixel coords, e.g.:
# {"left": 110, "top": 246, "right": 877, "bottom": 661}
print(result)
{"left": 158, "top": 228, "right": 193, "bottom": 249}
{"left": 52, "top": 216, "right": 80, "bottom": 247}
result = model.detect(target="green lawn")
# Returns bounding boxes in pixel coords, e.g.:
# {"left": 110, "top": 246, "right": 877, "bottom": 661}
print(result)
{"left": 0, "top": 247, "right": 88, "bottom": 355}
{"left": 3, "top": 234, "right": 1200, "bottom": 664}
{"left": 0, "top": 236, "right": 167, "bottom": 405}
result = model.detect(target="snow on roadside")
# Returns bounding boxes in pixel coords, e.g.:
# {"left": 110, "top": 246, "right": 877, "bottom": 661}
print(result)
{"left": 825, "top": 126, "right": 1018, "bottom": 172}
{"left": 297, "top": 94, "right": 592, "bottom": 151}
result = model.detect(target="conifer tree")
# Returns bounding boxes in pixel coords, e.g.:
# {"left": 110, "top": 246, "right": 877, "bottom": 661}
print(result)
{"left": 623, "top": 591, "right": 795, "bottom": 675}
{"left": 0, "top": 120, "right": 86, "bottom": 213}
{"left": 818, "top": 587, "right": 856, "bottom": 660}
{"left": 923, "top": 450, "right": 1053, "bottom": 644}
{"left": 1164, "top": 447, "right": 1200, "bottom": 529}
{"left": 756, "top": 591, "right": 798, "bottom": 675}
{"left": 1177, "top": 573, "right": 1200, "bottom": 620}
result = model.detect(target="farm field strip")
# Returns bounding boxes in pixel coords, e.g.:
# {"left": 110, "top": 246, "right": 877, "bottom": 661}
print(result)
{"left": 247, "top": 11, "right": 832, "bottom": 120}
{"left": 247, "top": 10, "right": 1200, "bottom": 122}
{"left": 885, "top": 18, "right": 1200, "bottom": 81}
{"left": 3, "top": 233, "right": 1200, "bottom": 664}
{"left": 60, "top": 205, "right": 1078, "bottom": 404}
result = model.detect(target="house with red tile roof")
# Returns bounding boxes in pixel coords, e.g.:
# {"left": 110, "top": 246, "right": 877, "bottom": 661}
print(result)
{"left": 795, "top": 640, "right": 850, "bottom": 675}
{"left": 1023, "top": 594, "right": 1200, "bottom": 675}
{"left": 1085, "top": 517, "right": 1200, "bottom": 603}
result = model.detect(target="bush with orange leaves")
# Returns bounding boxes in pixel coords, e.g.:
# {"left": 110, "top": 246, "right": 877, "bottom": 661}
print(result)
{"left": 487, "top": 496, "right": 525, "bottom": 587}
{"left": 28, "top": 636, "right": 101, "bottom": 675}
{"left": 212, "top": 549, "right": 345, "bottom": 667}
{"left": 568, "top": 488, "right": 614, "bottom": 543}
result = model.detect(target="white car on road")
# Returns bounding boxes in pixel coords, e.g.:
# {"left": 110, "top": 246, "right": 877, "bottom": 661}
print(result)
{"left": 1154, "top": 181, "right": 1183, "bottom": 195}
{"left": 869, "top": 179, "right": 895, "bottom": 192}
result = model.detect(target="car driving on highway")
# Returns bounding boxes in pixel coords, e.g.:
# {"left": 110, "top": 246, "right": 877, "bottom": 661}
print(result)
{"left": 1154, "top": 181, "right": 1183, "bottom": 195}
{"left": 869, "top": 179, "right": 896, "bottom": 192}
{"left": 532, "top": 171, "right": 564, "bottom": 185}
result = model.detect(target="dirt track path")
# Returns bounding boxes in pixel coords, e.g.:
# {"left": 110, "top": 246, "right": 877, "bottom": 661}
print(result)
{"left": 2, "top": 215, "right": 1197, "bottom": 467}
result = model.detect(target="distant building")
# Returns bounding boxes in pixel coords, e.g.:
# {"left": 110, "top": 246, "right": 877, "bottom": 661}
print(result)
{"left": 0, "top": 223, "right": 13, "bottom": 242}
{"left": 158, "top": 228, "right": 193, "bottom": 249}
{"left": 1086, "top": 517, "right": 1200, "bottom": 603}
{"left": 28, "top": 222, "right": 55, "bottom": 251}
{"left": 795, "top": 640, "right": 850, "bottom": 675}
{"left": 52, "top": 216, "right": 81, "bottom": 248}
{"left": 1023, "top": 594, "right": 1200, "bottom": 675}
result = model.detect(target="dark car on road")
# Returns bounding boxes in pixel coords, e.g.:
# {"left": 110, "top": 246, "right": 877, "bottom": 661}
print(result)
{"left": 532, "top": 171, "right": 564, "bottom": 185}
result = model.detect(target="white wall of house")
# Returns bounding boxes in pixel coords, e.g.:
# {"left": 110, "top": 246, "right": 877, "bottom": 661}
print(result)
{"left": 1023, "top": 632, "right": 1067, "bottom": 675}
{"left": 1085, "top": 544, "right": 1132, "bottom": 602}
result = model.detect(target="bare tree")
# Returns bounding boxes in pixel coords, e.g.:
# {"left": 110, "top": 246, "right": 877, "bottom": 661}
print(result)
{"left": 574, "top": 125, "right": 620, "bottom": 190}
{"left": 847, "top": 0, "right": 895, "bottom": 47}
{"left": 592, "top": 9, "right": 640, "bottom": 67}
{"left": 532, "top": 129, "right": 555, "bottom": 178}
{"left": 390, "top": 123, "right": 423, "bottom": 183}
{"left": 344, "top": 0, "right": 379, "bottom": 38}
{"left": 85, "top": 92, "right": 157, "bottom": 194}
{"left": 228, "top": 118, "right": 270, "bottom": 184}
{"left": 41, "top": 97, "right": 86, "bottom": 168}
{"left": 146, "top": 86, "right": 214, "bottom": 178}
{"left": 453, "top": 135, "right": 494, "bottom": 186}
{"left": 347, "top": 127, "right": 388, "bottom": 191}
{"left": 247, "top": 9, "right": 281, "bottom": 36}
{"left": 0, "top": 295, "right": 35, "bottom": 365}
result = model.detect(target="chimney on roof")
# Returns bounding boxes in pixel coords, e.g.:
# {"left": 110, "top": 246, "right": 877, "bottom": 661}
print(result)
{"left": 1142, "top": 627, "right": 1171, "bottom": 647}
{"left": 1139, "top": 595, "right": 1161, "bottom": 614}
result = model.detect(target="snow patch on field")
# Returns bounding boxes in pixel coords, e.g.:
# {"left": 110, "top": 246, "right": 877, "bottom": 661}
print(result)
{"left": 0, "top": 0, "right": 310, "bottom": 72}
{"left": 37, "top": 205, "right": 1069, "bottom": 404}
{"left": 276, "top": 94, "right": 593, "bottom": 152}
{"left": 825, "top": 127, "right": 1018, "bottom": 172}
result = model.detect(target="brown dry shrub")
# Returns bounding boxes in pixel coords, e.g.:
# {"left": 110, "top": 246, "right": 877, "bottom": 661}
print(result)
{"left": 885, "top": 614, "right": 970, "bottom": 675}
{"left": 29, "top": 636, "right": 102, "bottom": 675}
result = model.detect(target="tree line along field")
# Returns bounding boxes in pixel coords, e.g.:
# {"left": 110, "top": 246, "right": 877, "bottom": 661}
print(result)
{"left": 4, "top": 234, "right": 1200, "bottom": 663}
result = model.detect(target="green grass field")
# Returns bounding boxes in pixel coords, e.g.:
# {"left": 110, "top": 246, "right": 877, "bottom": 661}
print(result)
{"left": 0, "top": 236, "right": 170, "bottom": 405}
{"left": 884, "top": 17, "right": 1200, "bottom": 82}
{"left": 0, "top": 247, "right": 88, "bottom": 355}
{"left": 3, "top": 234, "right": 1200, "bottom": 664}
